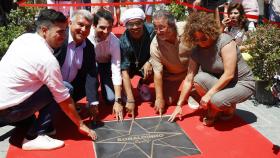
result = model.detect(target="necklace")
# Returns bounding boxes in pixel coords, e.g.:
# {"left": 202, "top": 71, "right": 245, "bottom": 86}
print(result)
{"left": 133, "top": 40, "right": 143, "bottom": 68}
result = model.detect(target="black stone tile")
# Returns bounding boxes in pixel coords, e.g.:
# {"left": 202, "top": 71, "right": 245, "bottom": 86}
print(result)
{"left": 93, "top": 116, "right": 201, "bottom": 158}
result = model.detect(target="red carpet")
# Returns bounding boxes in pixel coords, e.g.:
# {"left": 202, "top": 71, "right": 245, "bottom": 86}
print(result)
{"left": 6, "top": 77, "right": 279, "bottom": 158}
{"left": 5, "top": 26, "right": 279, "bottom": 157}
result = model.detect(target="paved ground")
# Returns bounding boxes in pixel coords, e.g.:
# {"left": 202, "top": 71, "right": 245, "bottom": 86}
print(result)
{"left": 0, "top": 125, "right": 14, "bottom": 158}
{"left": 1, "top": 99, "right": 279, "bottom": 158}
{"left": 237, "top": 99, "right": 280, "bottom": 146}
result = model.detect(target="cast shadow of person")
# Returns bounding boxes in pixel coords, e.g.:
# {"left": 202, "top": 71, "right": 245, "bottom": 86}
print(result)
{"left": 272, "top": 144, "right": 280, "bottom": 155}
{"left": 177, "top": 108, "right": 257, "bottom": 131}
{"left": 213, "top": 109, "right": 257, "bottom": 131}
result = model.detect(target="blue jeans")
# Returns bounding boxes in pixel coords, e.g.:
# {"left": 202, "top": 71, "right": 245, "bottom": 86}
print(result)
{"left": 0, "top": 86, "right": 58, "bottom": 137}
{"left": 97, "top": 63, "right": 115, "bottom": 104}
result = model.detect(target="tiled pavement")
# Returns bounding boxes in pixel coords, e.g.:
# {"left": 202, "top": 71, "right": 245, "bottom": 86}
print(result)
{"left": 0, "top": 125, "right": 14, "bottom": 158}
{"left": 0, "top": 99, "right": 279, "bottom": 158}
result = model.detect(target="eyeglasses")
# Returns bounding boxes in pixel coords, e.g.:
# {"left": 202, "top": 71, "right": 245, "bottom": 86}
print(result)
{"left": 126, "top": 20, "right": 144, "bottom": 29}
{"left": 154, "top": 25, "right": 168, "bottom": 32}
{"left": 194, "top": 35, "right": 209, "bottom": 43}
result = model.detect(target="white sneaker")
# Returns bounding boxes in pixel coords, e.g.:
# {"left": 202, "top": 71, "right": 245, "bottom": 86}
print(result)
{"left": 22, "top": 135, "right": 64, "bottom": 150}
{"left": 188, "top": 96, "right": 200, "bottom": 110}
{"left": 137, "top": 83, "right": 152, "bottom": 101}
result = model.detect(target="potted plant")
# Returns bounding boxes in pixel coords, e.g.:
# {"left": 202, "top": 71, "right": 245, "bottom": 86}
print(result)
{"left": 167, "top": 1, "right": 186, "bottom": 21}
{"left": 244, "top": 23, "right": 280, "bottom": 105}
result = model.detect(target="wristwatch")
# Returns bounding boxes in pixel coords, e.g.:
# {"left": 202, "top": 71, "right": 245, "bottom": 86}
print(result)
{"left": 115, "top": 97, "right": 122, "bottom": 104}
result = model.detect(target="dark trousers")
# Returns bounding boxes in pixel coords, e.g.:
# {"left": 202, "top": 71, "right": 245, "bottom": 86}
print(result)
{"left": 0, "top": 86, "right": 57, "bottom": 137}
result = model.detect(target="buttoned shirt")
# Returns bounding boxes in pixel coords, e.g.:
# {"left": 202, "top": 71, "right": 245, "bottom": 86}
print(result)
{"left": 150, "top": 22, "right": 192, "bottom": 81}
{"left": 0, "top": 33, "right": 70, "bottom": 110}
{"left": 61, "top": 30, "right": 86, "bottom": 82}
{"left": 88, "top": 27, "right": 122, "bottom": 85}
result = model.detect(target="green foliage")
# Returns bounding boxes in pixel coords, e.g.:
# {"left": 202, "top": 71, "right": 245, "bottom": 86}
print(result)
{"left": 245, "top": 24, "right": 280, "bottom": 81}
{"left": 0, "top": 6, "right": 38, "bottom": 58}
{"left": 167, "top": 2, "right": 186, "bottom": 21}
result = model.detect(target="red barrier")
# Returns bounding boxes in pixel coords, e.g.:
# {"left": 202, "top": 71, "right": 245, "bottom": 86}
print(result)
{"left": 17, "top": 0, "right": 280, "bottom": 26}
{"left": 18, "top": 1, "right": 171, "bottom": 7}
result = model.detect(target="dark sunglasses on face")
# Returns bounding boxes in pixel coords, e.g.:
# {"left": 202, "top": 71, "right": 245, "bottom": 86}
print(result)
{"left": 126, "top": 20, "right": 144, "bottom": 29}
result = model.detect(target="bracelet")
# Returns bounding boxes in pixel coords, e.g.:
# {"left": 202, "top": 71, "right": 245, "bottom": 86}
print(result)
{"left": 127, "top": 100, "right": 135, "bottom": 103}
{"left": 176, "top": 104, "right": 182, "bottom": 107}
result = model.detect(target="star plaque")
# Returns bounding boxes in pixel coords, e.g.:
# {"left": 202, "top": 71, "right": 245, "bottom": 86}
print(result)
{"left": 93, "top": 116, "right": 200, "bottom": 158}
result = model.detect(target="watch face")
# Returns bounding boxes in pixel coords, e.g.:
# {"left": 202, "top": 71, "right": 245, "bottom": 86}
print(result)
{"left": 116, "top": 98, "right": 122, "bottom": 104}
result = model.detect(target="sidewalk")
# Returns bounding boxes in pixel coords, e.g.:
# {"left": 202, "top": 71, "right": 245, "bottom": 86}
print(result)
{"left": 237, "top": 99, "right": 280, "bottom": 146}
{"left": 0, "top": 125, "right": 14, "bottom": 158}
{"left": 0, "top": 99, "right": 279, "bottom": 158}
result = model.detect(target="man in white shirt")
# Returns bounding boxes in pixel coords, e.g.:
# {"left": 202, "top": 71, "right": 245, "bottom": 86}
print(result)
{"left": 0, "top": 9, "right": 96, "bottom": 151}
{"left": 88, "top": 10, "right": 123, "bottom": 121}
{"left": 54, "top": 10, "right": 99, "bottom": 120}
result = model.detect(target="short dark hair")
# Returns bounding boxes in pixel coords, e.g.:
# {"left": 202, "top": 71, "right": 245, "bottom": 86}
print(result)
{"left": 35, "top": 9, "right": 67, "bottom": 31}
{"left": 93, "top": 9, "right": 114, "bottom": 26}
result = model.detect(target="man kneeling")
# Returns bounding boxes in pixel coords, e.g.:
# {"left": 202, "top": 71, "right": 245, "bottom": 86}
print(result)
{"left": 0, "top": 9, "right": 96, "bottom": 151}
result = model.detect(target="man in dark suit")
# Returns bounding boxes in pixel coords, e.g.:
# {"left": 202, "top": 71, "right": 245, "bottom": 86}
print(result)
{"left": 54, "top": 9, "right": 99, "bottom": 118}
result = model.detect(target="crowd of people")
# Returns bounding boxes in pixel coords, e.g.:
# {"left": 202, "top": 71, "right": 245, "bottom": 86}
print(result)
{"left": 45, "top": 0, "right": 280, "bottom": 23}
{"left": 0, "top": 0, "right": 279, "bottom": 152}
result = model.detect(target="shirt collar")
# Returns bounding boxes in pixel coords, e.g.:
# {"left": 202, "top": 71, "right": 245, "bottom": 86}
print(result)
{"left": 35, "top": 33, "right": 54, "bottom": 54}
{"left": 68, "top": 30, "right": 75, "bottom": 45}
{"left": 68, "top": 30, "right": 86, "bottom": 49}
{"left": 91, "top": 27, "right": 110, "bottom": 43}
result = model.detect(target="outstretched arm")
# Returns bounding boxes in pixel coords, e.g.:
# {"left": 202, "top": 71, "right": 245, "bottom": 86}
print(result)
{"left": 58, "top": 97, "right": 97, "bottom": 140}
{"left": 168, "top": 59, "right": 198, "bottom": 122}
{"left": 154, "top": 70, "right": 165, "bottom": 116}
{"left": 200, "top": 41, "right": 237, "bottom": 106}
{"left": 122, "top": 70, "right": 135, "bottom": 119}
{"left": 112, "top": 85, "right": 123, "bottom": 121}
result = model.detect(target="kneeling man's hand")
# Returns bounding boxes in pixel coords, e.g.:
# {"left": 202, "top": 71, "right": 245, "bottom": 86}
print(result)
{"left": 79, "top": 123, "right": 97, "bottom": 140}
{"left": 143, "top": 62, "right": 153, "bottom": 80}
{"left": 125, "top": 102, "right": 135, "bottom": 119}
{"left": 89, "top": 105, "right": 99, "bottom": 121}
{"left": 154, "top": 98, "right": 165, "bottom": 117}
{"left": 168, "top": 105, "right": 183, "bottom": 122}
{"left": 113, "top": 102, "right": 123, "bottom": 121}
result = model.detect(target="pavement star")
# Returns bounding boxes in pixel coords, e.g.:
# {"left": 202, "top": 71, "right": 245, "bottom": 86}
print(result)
{"left": 94, "top": 116, "right": 200, "bottom": 158}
